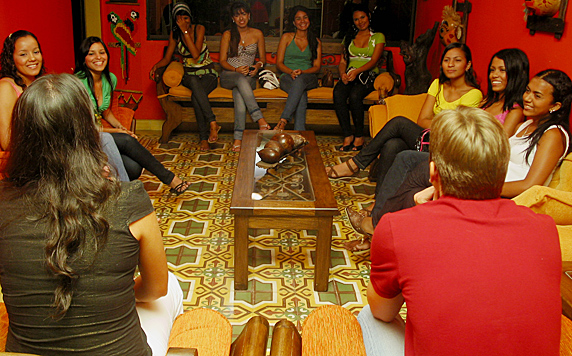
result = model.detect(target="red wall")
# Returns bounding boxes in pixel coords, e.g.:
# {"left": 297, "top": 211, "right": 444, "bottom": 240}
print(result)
{"left": 0, "top": 1, "right": 75, "bottom": 75}
{"left": 100, "top": 0, "right": 165, "bottom": 121}
{"left": 415, "top": 0, "right": 572, "bottom": 91}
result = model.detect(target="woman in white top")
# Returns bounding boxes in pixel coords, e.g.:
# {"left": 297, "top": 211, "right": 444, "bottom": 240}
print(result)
{"left": 502, "top": 69, "right": 571, "bottom": 197}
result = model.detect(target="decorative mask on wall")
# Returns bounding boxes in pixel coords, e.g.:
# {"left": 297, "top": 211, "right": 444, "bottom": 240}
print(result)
{"left": 439, "top": 6, "right": 463, "bottom": 46}
{"left": 524, "top": 0, "right": 561, "bottom": 17}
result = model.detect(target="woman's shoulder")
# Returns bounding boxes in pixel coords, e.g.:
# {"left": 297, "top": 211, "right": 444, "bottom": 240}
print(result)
{"left": 252, "top": 28, "right": 264, "bottom": 38}
{"left": 281, "top": 32, "right": 295, "bottom": 41}
{"left": 370, "top": 32, "right": 385, "bottom": 43}
{"left": 0, "top": 77, "right": 20, "bottom": 94}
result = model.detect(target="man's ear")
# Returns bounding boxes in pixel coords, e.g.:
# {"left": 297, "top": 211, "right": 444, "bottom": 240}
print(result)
{"left": 429, "top": 161, "right": 442, "bottom": 195}
{"left": 429, "top": 161, "right": 438, "bottom": 182}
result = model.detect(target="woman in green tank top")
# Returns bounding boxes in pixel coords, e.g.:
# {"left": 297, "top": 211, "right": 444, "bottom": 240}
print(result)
{"left": 274, "top": 6, "right": 322, "bottom": 131}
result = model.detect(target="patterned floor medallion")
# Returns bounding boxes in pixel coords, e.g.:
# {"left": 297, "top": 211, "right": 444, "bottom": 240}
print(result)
{"left": 138, "top": 131, "right": 406, "bottom": 339}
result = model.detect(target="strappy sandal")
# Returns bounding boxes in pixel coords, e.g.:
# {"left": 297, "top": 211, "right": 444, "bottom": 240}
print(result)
{"left": 170, "top": 181, "right": 190, "bottom": 196}
{"left": 346, "top": 207, "right": 372, "bottom": 235}
{"left": 326, "top": 159, "right": 359, "bottom": 179}
{"left": 343, "top": 237, "right": 371, "bottom": 255}
{"left": 274, "top": 118, "right": 288, "bottom": 131}
{"left": 232, "top": 144, "right": 241, "bottom": 152}
{"left": 208, "top": 123, "right": 221, "bottom": 143}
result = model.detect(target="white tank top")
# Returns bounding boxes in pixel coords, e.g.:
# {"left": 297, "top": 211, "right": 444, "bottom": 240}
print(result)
{"left": 505, "top": 119, "right": 569, "bottom": 183}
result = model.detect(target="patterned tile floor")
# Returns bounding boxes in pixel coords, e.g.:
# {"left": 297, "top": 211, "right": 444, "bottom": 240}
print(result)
{"left": 137, "top": 130, "right": 403, "bottom": 341}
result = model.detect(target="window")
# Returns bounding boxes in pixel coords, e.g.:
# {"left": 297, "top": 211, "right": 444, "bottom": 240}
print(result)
{"left": 147, "top": 0, "right": 416, "bottom": 45}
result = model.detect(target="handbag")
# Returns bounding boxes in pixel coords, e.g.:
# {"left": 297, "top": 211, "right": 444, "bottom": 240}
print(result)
{"left": 347, "top": 67, "right": 377, "bottom": 86}
{"left": 258, "top": 69, "right": 280, "bottom": 89}
{"left": 321, "top": 69, "right": 334, "bottom": 87}
{"left": 415, "top": 129, "right": 431, "bottom": 152}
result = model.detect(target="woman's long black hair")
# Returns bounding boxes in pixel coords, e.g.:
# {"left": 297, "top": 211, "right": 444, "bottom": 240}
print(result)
{"left": 435, "top": 42, "right": 479, "bottom": 108}
{"left": 342, "top": 4, "right": 371, "bottom": 64}
{"left": 74, "top": 36, "right": 112, "bottom": 113}
{"left": 228, "top": 1, "right": 251, "bottom": 58}
{"left": 481, "top": 48, "right": 529, "bottom": 113}
{"left": 3, "top": 74, "right": 120, "bottom": 319}
{"left": 525, "top": 69, "right": 572, "bottom": 161}
{"left": 0, "top": 30, "right": 46, "bottom": 89}
{"left": 285, "top": 5, "right": 318, "bottom": 61}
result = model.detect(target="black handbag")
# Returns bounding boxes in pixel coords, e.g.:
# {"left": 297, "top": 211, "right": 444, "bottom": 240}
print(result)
{"left": 415, "top": 129, "right": 431, "bottom": 152}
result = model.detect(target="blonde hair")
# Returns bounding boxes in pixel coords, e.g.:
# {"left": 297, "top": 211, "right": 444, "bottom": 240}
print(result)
{"left": 430, "top": 107, "right": 509, "bottom": 199}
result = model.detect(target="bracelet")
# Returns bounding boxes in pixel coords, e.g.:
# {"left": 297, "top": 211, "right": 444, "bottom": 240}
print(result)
{"left": 234, "top": 67, "right": 237, "bottom": 72}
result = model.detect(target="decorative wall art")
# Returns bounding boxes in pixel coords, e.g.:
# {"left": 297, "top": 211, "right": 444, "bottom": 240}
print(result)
{"left": 107, "top": 10, "right": 141, "bottom": 82}
{"left": 524, "top": 0, "right": 569, "bottom": 39}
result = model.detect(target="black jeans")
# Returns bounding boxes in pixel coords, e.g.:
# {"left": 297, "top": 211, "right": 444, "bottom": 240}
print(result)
{"left": 111, "top": 132, "right": 175, "bottom": 185}
{"left": 353, "top": 116, "right": 424, "bottom": 185}
{"left": 371, "top": 151, "right": 429, "bottom": 228}
{"left": 334, "top": 79, "right": 375, "bottom": 139}
{"left": 182, "top": 73, "right": 218, "bottom": 141}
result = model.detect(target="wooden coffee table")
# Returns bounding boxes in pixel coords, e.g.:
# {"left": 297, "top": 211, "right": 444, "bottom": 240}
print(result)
{"left": 230, "top": 130, "right": 339, "bottom": 292}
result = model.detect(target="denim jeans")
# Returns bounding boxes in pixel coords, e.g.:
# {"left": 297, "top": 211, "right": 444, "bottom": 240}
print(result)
{"left": 110, "top": 132, "right": 175, "bottom": 185}
{"left": 181, "top": 73, "right": 218, "bottom": 141}
{"left": 220, "top": 70, "right": 264, "bottom": 140}
{"left": 357, "top": 305, "right": 405, "bottom": 356}
{"left": 371, "top": 151, "right": 429, "bottom": 228}
{"left": 100, "top": 132, "right": 129, "bottom": 182}
{"left": 279, "top": 73, "right": 318, "bottom": 131}
{"left": 334, "top": 79, "right": 375, "bottom": 138}
{"left": 353, "top": 116, "right": 424, "bottom": 184}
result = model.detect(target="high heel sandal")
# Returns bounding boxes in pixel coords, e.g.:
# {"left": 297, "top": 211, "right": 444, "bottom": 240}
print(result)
{"left": 170, "top": 181, "right": 190, "bottom": 196}
{"left": 345, "top": 207, "right": 371, "bottom": 235}
{"left": 274, "top": 118, "right": 288, "bottom": 131}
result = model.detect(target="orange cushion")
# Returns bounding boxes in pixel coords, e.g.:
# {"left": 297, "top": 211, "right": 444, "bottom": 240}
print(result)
{"left": 168, "top": 308, "right": 231, "bottom": 356}
{"left": 302, "top": 305, "right": 366, "bottom": 356}
{"left": 163, "top": 62, "right": 185, "bottom": 88}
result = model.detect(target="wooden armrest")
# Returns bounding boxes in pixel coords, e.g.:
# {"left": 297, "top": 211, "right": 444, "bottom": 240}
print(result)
{"left": 166, "top": 347, "right": 198, "bottom": 356}
{"left": 269, "top": 320, "right": 301, "bottom": 356}
{"left": 230, "top": 316, "right": 269, "bottom": 356}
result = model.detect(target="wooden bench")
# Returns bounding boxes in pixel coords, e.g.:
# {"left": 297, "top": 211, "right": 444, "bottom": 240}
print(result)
{"left": 154, "top": 38, "right": 400, "bottom": 143}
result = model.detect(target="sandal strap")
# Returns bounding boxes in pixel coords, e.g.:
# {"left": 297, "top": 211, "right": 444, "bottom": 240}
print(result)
{"left": 345, "top": 159, "right": 359, "bottom": 174}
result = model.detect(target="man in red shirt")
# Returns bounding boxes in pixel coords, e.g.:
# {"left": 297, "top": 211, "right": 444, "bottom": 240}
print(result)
{"left": 362, "top": 107, "right": 562, "bottom": 355}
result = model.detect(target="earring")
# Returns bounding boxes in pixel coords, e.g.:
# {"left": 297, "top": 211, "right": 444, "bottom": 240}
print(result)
{"left": 550, "top": 108, "right": 555, "bottom": 113}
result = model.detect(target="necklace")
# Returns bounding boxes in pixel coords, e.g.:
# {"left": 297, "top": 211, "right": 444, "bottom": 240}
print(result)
{"left": 240, "top": 28, "right": 250, "bottom": 45}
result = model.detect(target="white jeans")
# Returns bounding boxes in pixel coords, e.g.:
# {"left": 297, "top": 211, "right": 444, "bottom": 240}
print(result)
{"left": 137, "top": 272, "right": 184, "bottom": 356}
{"left": 357, "top": 305, "right": 406, "bottom": 356}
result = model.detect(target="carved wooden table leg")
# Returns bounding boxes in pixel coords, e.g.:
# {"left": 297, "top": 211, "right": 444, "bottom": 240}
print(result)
{"left": 314, "top": 216, "right": 333, "bottom": 292}
{"left": 234, "top": 215, "right": 249, "bottom": 290}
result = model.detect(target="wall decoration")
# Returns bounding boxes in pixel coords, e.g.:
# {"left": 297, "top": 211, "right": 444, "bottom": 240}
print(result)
{"left": 108, "top": 10, "right": 140, "bottom": 82}
{"left": 401, "top": 22, "right": 439, "bottom": 95}
{"left": 525, "top": 0, "right": 569, "bottom": 39}
{"left": 439, "top": 5, "right": 463, "bottom": 46}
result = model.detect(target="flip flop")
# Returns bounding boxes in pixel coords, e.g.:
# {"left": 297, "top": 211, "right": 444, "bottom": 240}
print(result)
{"left": 343, "top": 238, "right": 371, "bottom": 255}
{"left": 208, "top": 123, "right": 221, "bottom": 143}
{"left": 326, "top": 159, "right": 359, "bottom": 179}
{"left": 232, "top": 144, "right": 241, "bottom": 152}
{"left": 259, "top": 123, "right": 271, "bottom": 131}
